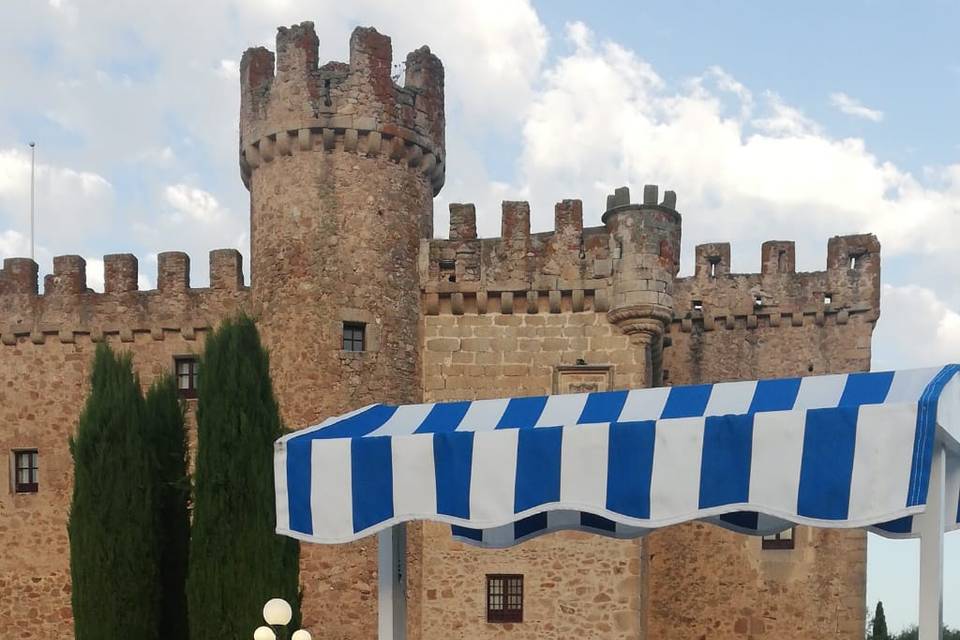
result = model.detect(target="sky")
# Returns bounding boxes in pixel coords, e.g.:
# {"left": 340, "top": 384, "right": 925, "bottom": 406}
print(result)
{"left": 1, "top": 0, "right": 958, "bottom": 631}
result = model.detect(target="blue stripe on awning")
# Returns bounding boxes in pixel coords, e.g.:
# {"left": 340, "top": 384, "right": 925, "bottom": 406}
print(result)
{"left": 498, "top": 396, "right": 548, "bottom": 429}
{"left": 514, "top": 512, "right": 548, "bottom": 539}
{"left": 908, "top": 364, "right": 960, "bottom": 506}
{"left": 605, "top": 421, "right": 656, "bottom": 518}
{"left": 433, "top": 431, "right": 473, "bottom": 518}
{"left": 579, "top": 390, "right": 629, "bottom": 423}
{"left": 718, "top": 510, "right": 759, "bottom": 531}
{"left": 660, "top": 384, "right": 712, "bottom": 419}
{"left": 415, "top": 401, "right": 471, "bottom": 433}
{"left": 838, "top": 371, "right": 894, "bottom": 407}
{"left": 351, "top": 436, "right": 394, "bottom": 532}
{"left": 286, "top": 404, "right": 397, "bottom": 534}
{"left": 797, "top": 407, "right": 858, "bottom": 520}
{"left": 748, "top": 378, "right": 801, "bottom": 413}
{"left": 699, "top": 414, "right": 754, "bottom": 508}
{"left": 580, "top": 512, "right": 617, "bottom": 532}
{"left": 514, "top": 427, "right": 562, "bottom": 512}
{"left": 875, "top": 515, "right": 913, "bottom": 535}
{"left": 451, "top": 525, "right": 483, "bottom": 541}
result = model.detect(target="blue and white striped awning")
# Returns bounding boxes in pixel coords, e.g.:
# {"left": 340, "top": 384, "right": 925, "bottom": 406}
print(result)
{"left": 274, "top": 365, "right": 960, "bottom": 548}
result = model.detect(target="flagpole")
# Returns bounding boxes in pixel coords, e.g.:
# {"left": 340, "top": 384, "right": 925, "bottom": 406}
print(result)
{"left": 29, "top": 142, "right": 36, "bottom": 260}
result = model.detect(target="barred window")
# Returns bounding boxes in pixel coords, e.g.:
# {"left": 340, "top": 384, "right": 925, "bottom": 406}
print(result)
{"left": 762, "top": 527, "right": 795, "bottom": 550}
{"left": 13, "top": 450, "right": 39, "bottom": 493}
{"left": 175, "top": 356, "right": 199, "bottom": 399}
{"left": 486, "top": 574, "right": 523, "bottom": 623}
{"left": 342, "top": 322, "right": 366, "bottom": 352}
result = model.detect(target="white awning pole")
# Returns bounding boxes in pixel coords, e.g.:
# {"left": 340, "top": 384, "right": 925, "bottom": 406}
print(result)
{"left": 918, "top": 443, "right": 945, "bottom": 640}
{"left": 378, "top": 525, "right": 407, "bottom": 640}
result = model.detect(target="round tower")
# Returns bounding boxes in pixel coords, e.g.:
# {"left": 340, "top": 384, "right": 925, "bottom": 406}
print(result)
{"left": 603, "top": 185, "right": 680, "bottom": 386}
{"left": 239, "top": 22, "right": 444, "bottom": 637}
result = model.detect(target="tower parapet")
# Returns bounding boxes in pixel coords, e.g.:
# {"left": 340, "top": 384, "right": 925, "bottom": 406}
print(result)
{"left": 239, "top": 22, "right": 445, "bottom": 197}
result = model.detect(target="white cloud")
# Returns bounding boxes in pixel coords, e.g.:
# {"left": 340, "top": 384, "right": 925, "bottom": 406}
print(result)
{"left": 504, "top": 23, "right": 960, "bottom": 274}
{"left": 217, "top": 59, "right": 240, "bottom": 79}
{"left": 0, "top": 148, "right": 113, "bottom": 256}
{"left": 164, "top": 184, "right": 228, "bottom": 224}
{"left": 872, "top": 284, "right": 960, "bottom": 370}
{"left": 830, "top": 92, "right": 884, "bottom": 122}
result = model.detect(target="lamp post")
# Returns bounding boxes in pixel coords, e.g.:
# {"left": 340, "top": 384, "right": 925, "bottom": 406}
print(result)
{"left": 254, "top": 598, "right": 312, "bottom": 640}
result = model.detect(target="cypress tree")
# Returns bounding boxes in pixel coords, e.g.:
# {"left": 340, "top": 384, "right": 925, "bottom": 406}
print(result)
{"left": 873, "top": 601, "right": 890, "bottom": 640}
{"left": 145, "top": 374, "right": 190, "bottom": 640}
{"left": 69, "top": 344, "right": 160, "bottom": 640}
{"left": 187, "top": 315, "right": 300, "bottom": 639}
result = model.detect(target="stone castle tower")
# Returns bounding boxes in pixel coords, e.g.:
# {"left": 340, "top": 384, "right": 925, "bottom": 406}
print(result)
{"left": 0, "top": 21, "right": 880, "bottom": 639}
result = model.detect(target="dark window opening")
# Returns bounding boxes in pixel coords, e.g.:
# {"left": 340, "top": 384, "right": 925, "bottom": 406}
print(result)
{"left": 824, "top": 293, "right": 833, "bottom": 306}
{"left": 13, "top": 450, "right": 39, "bottom": 493}
{"left": 692, "top": 300, "right": 703, "bottom": 312}
{"left": 439, "top": 259, "right": 456, "bottom": 283}
{"left": 849, "top": 253, "right": 863, "bottom": 270}
{"left": 343, "top": 322, "right": 366, "bottom": 352}
{"left": 487, "top": 574, "right": 523, "bottom": 623}
{"left": 762, "top": 528, "right": 795, "bottom": 550}
{"left": 778, "top": 250, "right": 788, "bottom": 273}
{"left": 709, "top": 257, "right": 720, "bottom": 277}
{"left": 754, "top": 294, "right": 763, "bottom": 307}
{"left": 175, "top": 357, "right": 199, "bottom": 399}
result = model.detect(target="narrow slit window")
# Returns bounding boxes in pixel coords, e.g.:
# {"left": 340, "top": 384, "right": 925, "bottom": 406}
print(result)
{"left": 13, "top": 450, "right": 39, "bottom": 493}
{"left": 343, "top": 322, "right": 366, "bottom": 352}
{"left": 174, "top": 357, "right": 199, "bottom": 399}
{"left": 762, "top": 527, "right": 795, "bottom": 550}
{"left": 487, "top": 574, "right": 523, "bottom": 623}
{"left": 709, "top": 257, "right": 721, "bottom": 277}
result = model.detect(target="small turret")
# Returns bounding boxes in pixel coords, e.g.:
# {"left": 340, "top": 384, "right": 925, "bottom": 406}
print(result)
{"left": 602, "top": 185, "right": 681, "bottom": 385}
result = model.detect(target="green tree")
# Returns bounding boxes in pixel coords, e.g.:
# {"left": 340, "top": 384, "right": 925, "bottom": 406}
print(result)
{"left": 69, "top": 344, "right": 160, "bottom": 640}
{"left": 872, "top": 601, "right": 890, "bottom": 640}
{"left": 145, "top": 374, "right": 190, "bottom": 640}
{"left": 187, "top": 315, "right": 300, "bottom": 639}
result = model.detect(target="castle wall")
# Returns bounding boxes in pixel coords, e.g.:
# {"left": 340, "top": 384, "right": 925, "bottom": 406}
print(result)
{"left": 0, "top": 251, "right": 247, "bottom": 637}
{"left": 417, "top": 201, "right": 879, "bottom": 640}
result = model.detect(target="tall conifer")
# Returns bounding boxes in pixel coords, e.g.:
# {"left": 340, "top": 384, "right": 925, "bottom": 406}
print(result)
{"left": 69, "top": 344, "right": 160, "bottom": 640}
{"left": 187, "top": 315, "right": 300, "bottom": 638}
{"left": 145, "top": 374, "right": 190, "bottom": 640}
{"left": 873, "top": 601, "right": 890, "bottom": 640}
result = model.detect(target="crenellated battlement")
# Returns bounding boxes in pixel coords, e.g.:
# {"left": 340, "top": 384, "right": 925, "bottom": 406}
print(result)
{"left": 0, "top": 249, "right": 249, "bottom": 347}
{"left": 420, "top": 186, "right": 880, "bottom": 334}
{"left": 239, "top": 22, "right": 445, "bottom": 194}
{"left": 673, "top": 233, "right": 881, "bottom": 332}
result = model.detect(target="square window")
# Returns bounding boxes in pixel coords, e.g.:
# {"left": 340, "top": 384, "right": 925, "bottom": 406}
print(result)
{"left": 174, "top": 356, "right": 199, "bottom": 399}
{"left": 487, "top": 574, "right": 523, "bottom": 623}
{"left": 343, "top": 322, "right": 366, "bottom": 352}
{"left": 762, "top": 527, "right": 795, "bottom": 550}
{"left": 13, "top": 450, "right": 39, "bottom": 493}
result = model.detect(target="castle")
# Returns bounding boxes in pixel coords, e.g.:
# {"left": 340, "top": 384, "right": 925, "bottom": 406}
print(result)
{"left": 0, "top": 21, "right": 879, "bottom": 639}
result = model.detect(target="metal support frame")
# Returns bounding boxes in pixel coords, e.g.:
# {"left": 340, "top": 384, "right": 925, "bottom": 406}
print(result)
{"left": 378, "top": 525, "right": 407, "bottom": 640}
{"left": 918, "top": 443, "right": 946, "bottom": 640}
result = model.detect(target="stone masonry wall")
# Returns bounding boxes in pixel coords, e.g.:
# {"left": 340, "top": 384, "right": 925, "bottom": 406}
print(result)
{"left": 418, "top": 308, "right": 648, "bottom": 640}
{"left": 0, "top": 249, "right": 246, "bottom": 636}
{"left": 417, "top": 199, "right": 880, "bottom": 639}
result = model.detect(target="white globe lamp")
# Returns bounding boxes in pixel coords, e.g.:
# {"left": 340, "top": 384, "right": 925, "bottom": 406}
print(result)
{"left": 263, "top": 598, "right": 293, "bottom": 626}
{"left": 254, "top": 626, "right": 277, "bottom": 640}
{"left": 291, "top": 630, "right": 312, "bottom": 640}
